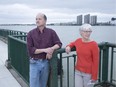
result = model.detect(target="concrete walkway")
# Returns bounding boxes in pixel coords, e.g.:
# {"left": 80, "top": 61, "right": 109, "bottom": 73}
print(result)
{"left": 0, "top": 40, "right": 21, "bottom": 87}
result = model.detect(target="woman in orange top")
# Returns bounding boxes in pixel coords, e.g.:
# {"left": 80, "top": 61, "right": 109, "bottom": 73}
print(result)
{"left": 65, "top": 24, "right": 99, "bottom": 87}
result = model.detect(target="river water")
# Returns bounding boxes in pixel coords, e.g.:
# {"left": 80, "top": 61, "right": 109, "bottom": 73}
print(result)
{"left": 0, "top": 25, "right": 116, "bottom": 47}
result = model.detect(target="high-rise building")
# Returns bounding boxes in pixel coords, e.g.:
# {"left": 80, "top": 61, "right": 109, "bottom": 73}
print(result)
{"left": 84, "top": 14, "right": 90, "bottom": 24}
{"left": 91, "top": 16, "right": 97, "bottom": 25}
{"left": 77, "top": 15, "right": 82, "bottom": 25}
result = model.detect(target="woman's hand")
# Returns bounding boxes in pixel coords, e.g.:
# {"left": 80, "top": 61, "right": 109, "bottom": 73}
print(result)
{"left": 65, "top": 46, "right": 71, "bottom": 54}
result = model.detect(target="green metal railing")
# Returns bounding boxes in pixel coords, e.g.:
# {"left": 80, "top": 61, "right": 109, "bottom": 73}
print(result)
{"left": 0, "top": 29, "right": 116, "bottom": 87}
{"left": 0, "top": 29, "right": 27, "bottom": 40}
{"left": 94, "top": 43, "right": 116, "bottom": 87}
{"left": 8, "top": 35, "right": 29, "bottom": 84}
{"left": 55, "top": 48, "right": 76, "bottom": 87}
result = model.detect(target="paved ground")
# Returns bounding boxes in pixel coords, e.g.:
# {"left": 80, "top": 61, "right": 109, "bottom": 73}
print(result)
{"left": 0, "top": 40, "right": 21, "bottom": 87}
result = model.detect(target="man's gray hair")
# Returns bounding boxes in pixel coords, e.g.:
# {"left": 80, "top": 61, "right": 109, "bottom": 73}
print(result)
{"left": 36, "top": 13, "right": 47, "bottom": 21}
{"left": 79, "top": 24, "right": 92, "bottom": 31}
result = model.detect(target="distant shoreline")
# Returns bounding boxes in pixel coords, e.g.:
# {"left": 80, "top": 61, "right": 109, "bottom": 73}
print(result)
{"left": 0, "top": 24, "right": 116, "bottom": 26}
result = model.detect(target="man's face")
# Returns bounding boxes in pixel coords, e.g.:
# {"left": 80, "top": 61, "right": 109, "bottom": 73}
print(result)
{"left": 36, "top": 14, "right": 46, "bottom": 27}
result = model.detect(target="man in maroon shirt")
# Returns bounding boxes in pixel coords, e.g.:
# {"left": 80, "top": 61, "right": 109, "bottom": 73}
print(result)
{"left": 27, "top": 13, "right": 62, "bottom": 87}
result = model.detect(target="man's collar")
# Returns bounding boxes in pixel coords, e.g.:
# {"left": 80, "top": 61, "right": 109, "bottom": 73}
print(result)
{"left": 37, "top": 27, "right": 46, "bottom": 33}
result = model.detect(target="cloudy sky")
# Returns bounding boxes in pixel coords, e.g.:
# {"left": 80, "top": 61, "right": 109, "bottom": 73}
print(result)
{"left": 0, "top": 0, "right": 116, "bottom": 24}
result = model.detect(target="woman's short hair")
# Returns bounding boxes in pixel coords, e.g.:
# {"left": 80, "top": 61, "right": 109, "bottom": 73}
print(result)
{"left": 79, "top": 24, "right": 92, "bottom": 31}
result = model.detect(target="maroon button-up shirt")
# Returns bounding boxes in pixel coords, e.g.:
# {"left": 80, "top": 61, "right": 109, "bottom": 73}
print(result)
{"left": 27, "top": 27, "right": 62, "bottom": 59}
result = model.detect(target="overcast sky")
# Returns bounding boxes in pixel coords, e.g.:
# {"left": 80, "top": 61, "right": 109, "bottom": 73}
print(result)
{"left": 0, "top": 0, "right": 116, "bottom": 24}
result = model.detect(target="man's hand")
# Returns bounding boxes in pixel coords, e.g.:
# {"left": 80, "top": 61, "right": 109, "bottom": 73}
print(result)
{"left": 45, "top": 47, "right": 55, "bottom": 59}
{"left": 46, "top": 53, "right": 52, "bottom": 59}
{"left": 44, "top": 47, "right": 54, "bottom": 55}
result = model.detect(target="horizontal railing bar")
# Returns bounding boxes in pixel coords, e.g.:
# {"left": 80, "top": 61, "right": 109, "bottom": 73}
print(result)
{"left": 98, "top": 42, "right": 116, "bottom": 47}
{"left": 61, "top": 55, "right": 77, "bottom": 58}
{"left": 0, "top": 29, "right": 27, "bottom": 34}
{"left": 8, "top": 35, "right": 26, "bottom": 44}
{"left": 112, "top": 79, "right": 116, "bottom": 82}
{"left": 56, "top": 47, "right": 76, "bottom": 53}
{"left": 13, "top": 35, "right": 27, "bottom": 37}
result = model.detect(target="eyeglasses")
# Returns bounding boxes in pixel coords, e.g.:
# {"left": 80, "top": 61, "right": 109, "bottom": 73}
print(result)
{"left": 82, "top": 30, "right": 92, "bottom": 33}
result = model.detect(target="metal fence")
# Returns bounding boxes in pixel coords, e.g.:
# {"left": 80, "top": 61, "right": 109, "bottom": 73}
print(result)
{"left": 0, "top": 29, "right": 27, "bottom": 40}
{"left": 8, "top": 35, "right": 29, "bottom": 84}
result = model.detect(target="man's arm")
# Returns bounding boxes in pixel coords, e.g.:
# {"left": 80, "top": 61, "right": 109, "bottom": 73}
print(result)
{"left": 34, "top": 44, "right": 60, "bottom": 54}
{"left": 51, "top": 44, "right": 60, "bottom": 51}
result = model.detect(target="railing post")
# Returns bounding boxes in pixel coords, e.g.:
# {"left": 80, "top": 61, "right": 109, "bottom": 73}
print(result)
{"left": 48, "top": 51, "right": 58, "bottom": 87}
{"left": 102, "top": 42, "right": 109, "bottom": 82}
{"left": 110, "top": 47, "right": 114, "bottom": 83}
{"left": 5, "top": 35, "right": 11, "bottom": 69}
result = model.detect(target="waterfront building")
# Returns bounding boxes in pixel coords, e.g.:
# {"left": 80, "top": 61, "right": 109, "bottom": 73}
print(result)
{"left": 84, "top": 14, "right": 90, "bottom": 24}
{"left": 77, "top": 15, "right": 83, "bottom": 25}
{"left": 91, "top": 16, "right": 97, "bottom": 25}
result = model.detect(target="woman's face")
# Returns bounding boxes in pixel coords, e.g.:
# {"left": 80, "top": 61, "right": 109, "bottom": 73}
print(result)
{"left": 80, "top": 28, "right": 92, "bottom": 40}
